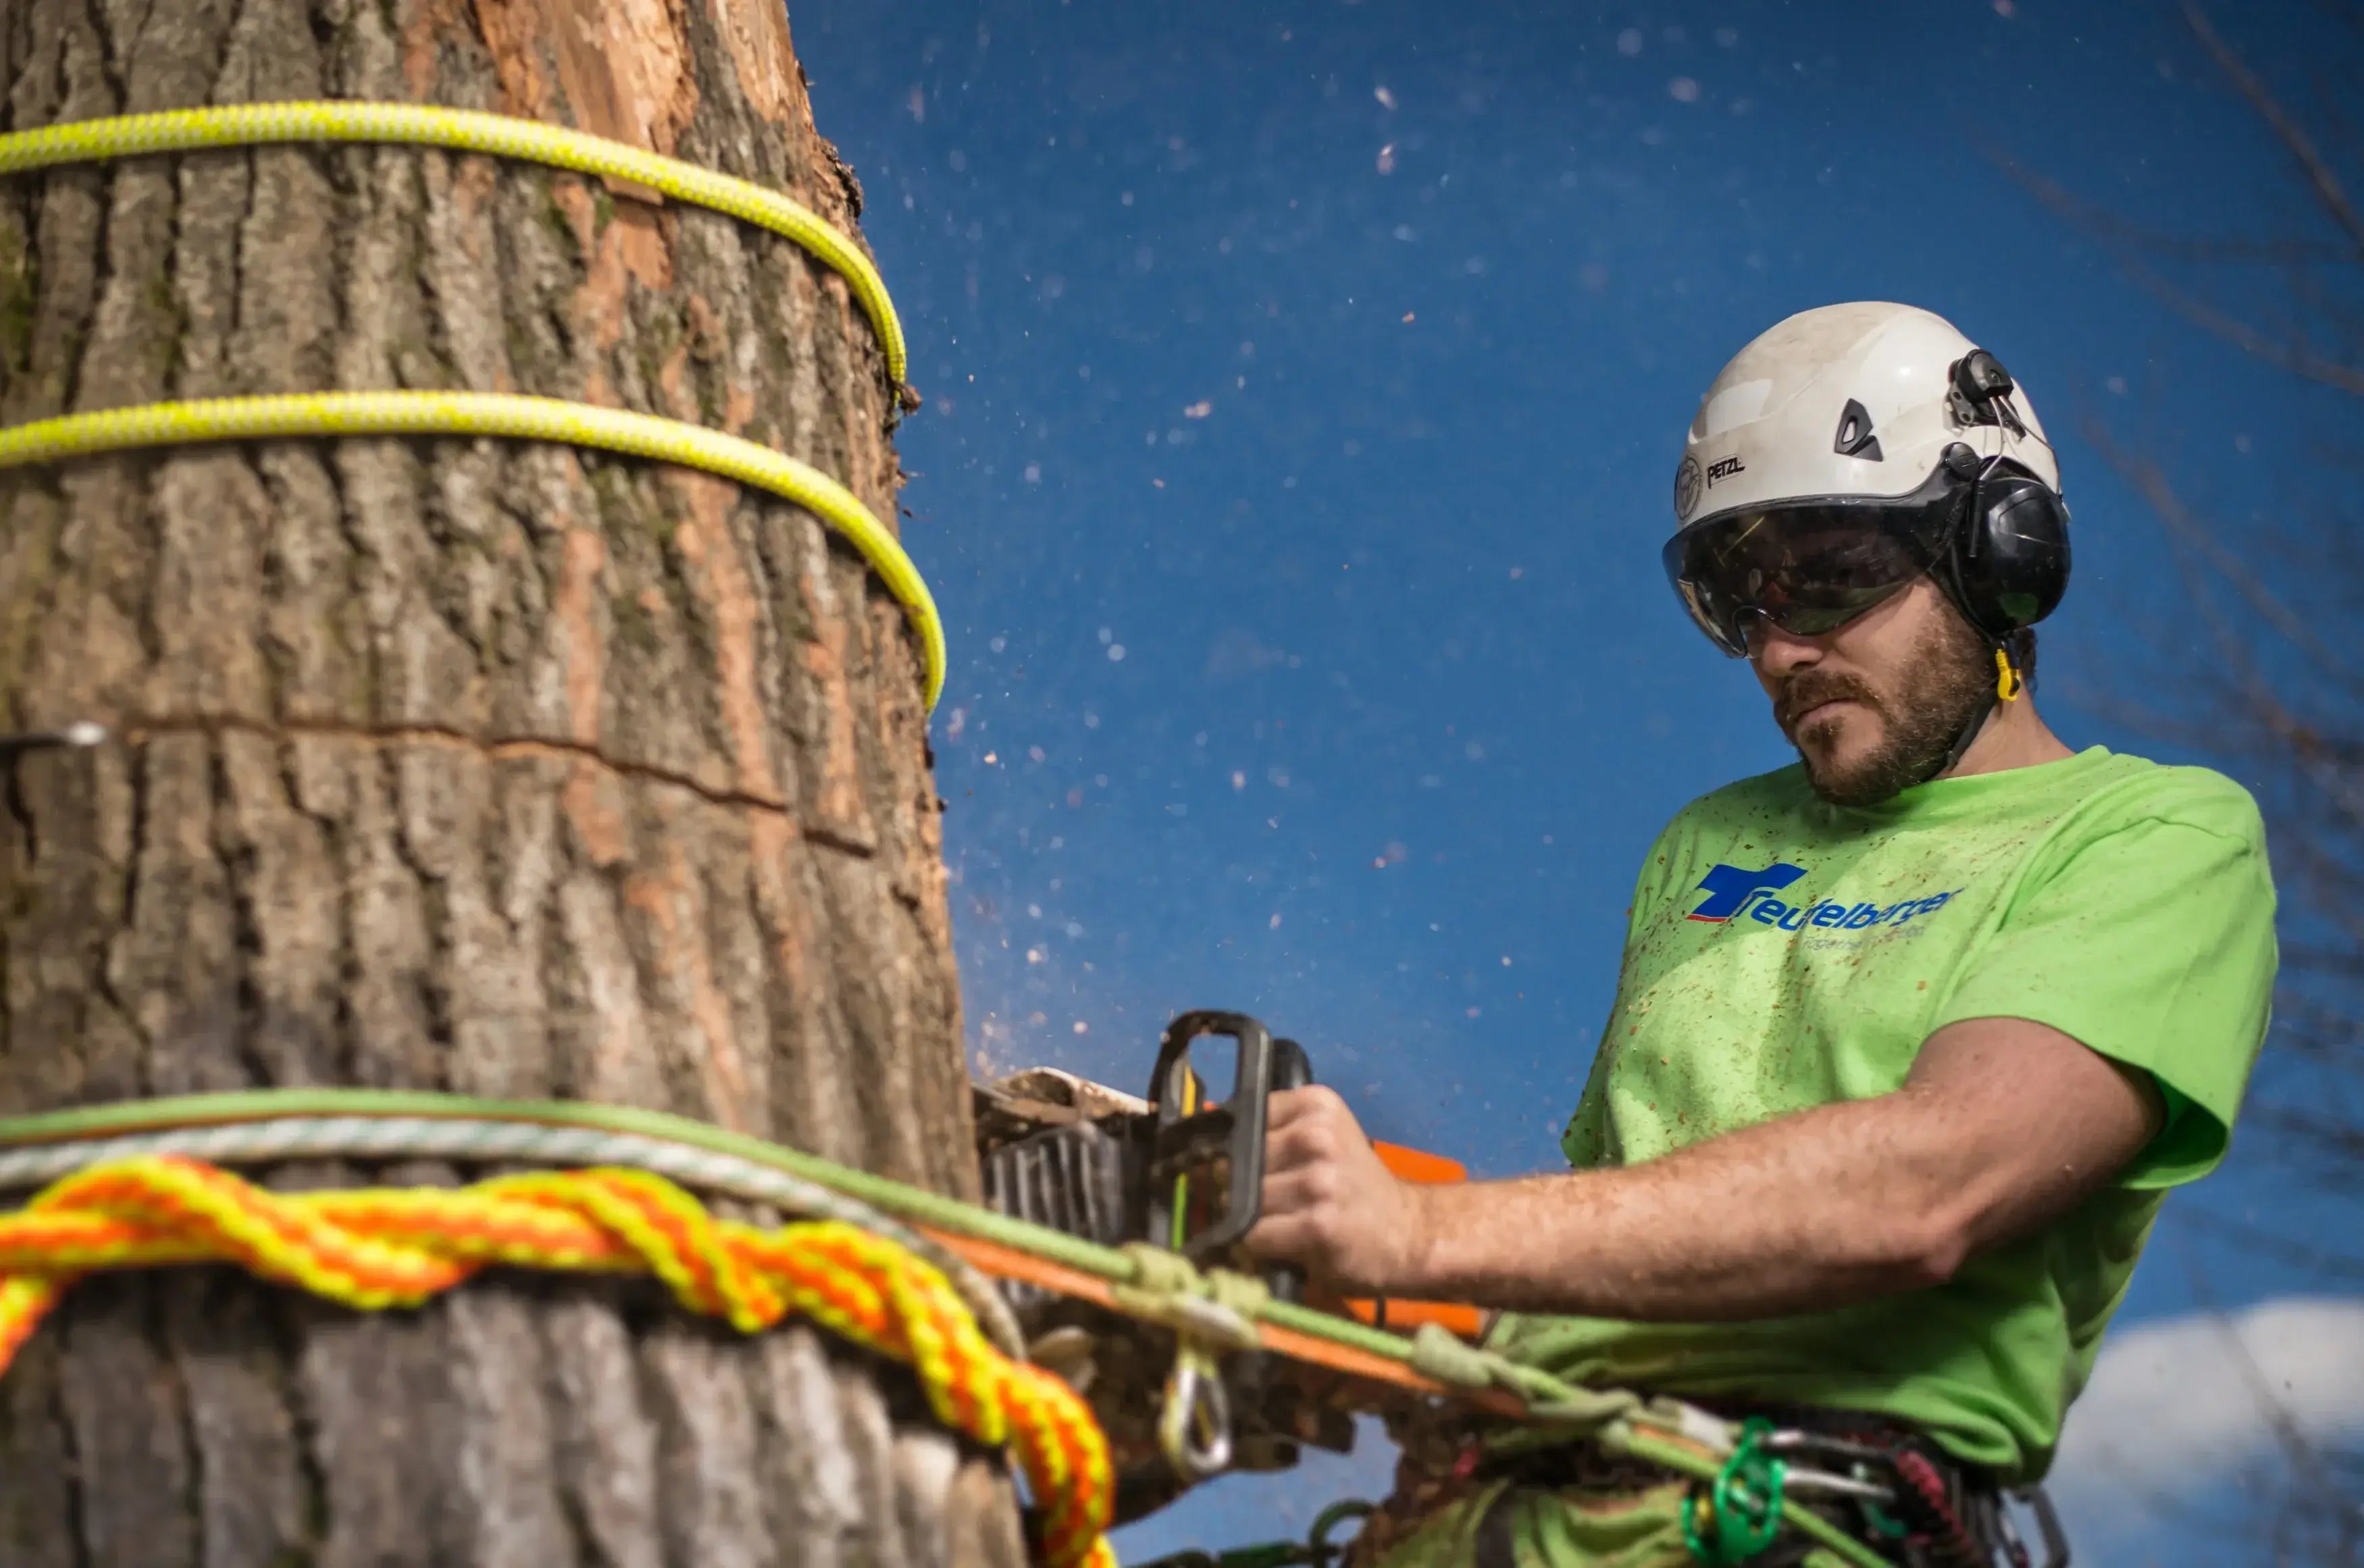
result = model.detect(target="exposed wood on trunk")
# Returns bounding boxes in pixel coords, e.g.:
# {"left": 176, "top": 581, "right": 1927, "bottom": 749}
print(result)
{"left": 0, "top": 1, "right": 1017, "bottom": 1563}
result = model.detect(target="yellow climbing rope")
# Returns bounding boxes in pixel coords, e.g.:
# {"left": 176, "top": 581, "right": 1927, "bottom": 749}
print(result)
{"left": 0, "top": 102, "right": 942, "bottom": 708}
{"left": 0, "top": 101, "right": 906, "bottom": 387}
{"left": 0, "top": 1156, "right": 1114, "bottom": 1568}
{"left": 0, "top": 392, "right": 946, "bottom": 708}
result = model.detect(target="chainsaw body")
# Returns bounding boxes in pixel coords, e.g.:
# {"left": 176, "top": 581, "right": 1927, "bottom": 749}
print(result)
{"left": 973, "top": 1011, "right": 1479, "bottom": 1523}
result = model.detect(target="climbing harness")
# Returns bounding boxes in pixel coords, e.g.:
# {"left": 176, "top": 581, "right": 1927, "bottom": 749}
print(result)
{"left": 0, "top": 103, "right": 945, "bottom": 706}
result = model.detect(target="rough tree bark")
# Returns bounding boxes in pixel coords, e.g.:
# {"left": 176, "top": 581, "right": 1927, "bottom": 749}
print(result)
{"left": 0, "top": 2, "right": 1023, "bottom": 1565}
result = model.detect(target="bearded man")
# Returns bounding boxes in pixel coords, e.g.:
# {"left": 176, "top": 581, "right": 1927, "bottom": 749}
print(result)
{"left": 1245, "top": 303, "right": 2278, "bottom": 1567}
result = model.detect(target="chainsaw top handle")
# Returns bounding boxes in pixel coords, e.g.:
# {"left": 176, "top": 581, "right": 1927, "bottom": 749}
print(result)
{"left": 1147, "top": 1010, "right": 1310, "bottom": 1266}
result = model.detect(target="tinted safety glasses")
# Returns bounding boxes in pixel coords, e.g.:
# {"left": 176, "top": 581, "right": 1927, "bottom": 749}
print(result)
{"left": 1662, "top": 462, "right": 1970, "bottom": 657}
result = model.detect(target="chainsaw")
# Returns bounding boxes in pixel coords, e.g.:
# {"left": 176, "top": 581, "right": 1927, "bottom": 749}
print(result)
{"left": 972, "top": 1010, "right": 1481, "bottom": 1525}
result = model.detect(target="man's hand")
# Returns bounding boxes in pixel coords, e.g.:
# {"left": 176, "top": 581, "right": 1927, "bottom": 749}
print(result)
{"left": 1241, "top": 1086, "right": 1431, "bottom": 1293}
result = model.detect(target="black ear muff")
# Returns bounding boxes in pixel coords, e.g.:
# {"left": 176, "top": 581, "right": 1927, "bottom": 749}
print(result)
{"left": 1945, "top": 467, "right": 2071, "bottom": 636}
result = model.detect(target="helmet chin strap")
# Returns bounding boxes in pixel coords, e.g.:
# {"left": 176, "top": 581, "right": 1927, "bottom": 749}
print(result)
{"left": 1920, "top": 637, "right": 2026, "bottom": 785}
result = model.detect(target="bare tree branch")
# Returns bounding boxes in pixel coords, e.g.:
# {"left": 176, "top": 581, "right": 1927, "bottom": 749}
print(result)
{"left": 2080, "top": 421, "right": 2364, "bottom": 697}
{"left": 2112, "top": 246, "right": 2364, "bottom": 395}
{"left": 1992, "top": 151, "right": 2357, "bottom": 264}
{"left": 2186, "top": 1, "right": 2364, "bottom": 261}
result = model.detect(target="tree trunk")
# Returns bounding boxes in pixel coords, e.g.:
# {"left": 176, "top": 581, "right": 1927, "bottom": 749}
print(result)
{"left": 0, "top": 3, "right": 1022, "bottom": 1565}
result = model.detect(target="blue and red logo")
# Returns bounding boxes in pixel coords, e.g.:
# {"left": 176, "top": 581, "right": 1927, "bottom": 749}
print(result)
{"left": 1688, "top": 862, "right": 1961, "bottom": 933}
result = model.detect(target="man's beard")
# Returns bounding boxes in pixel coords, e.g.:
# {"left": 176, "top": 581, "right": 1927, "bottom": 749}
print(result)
{"left": 1776, "top": 610, "right": 1995, "bottom": 808}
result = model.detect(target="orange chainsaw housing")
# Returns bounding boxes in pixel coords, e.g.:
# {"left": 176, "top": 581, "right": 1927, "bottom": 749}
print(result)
{"left": 1322, "top": 1141, "right": 1486, "bottom": 1340}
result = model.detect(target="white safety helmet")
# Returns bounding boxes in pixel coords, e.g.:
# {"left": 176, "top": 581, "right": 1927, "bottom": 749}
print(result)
{"left": 1663, "top": 302, "right": 2070, "bottom": 663}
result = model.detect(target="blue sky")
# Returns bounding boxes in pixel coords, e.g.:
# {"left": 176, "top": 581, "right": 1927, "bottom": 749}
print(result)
{"left": 795, "top": 3, "right": 2362, "bottom": 1561}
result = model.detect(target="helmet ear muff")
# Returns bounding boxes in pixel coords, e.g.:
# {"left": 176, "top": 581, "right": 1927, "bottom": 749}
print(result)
{"left": 1939, "top": 463, "right": 2072, "bottom": 638}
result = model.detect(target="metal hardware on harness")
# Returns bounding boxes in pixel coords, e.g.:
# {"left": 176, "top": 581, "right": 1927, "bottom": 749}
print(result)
{"left": 1759, "top": 1431, "right": 1899, "bottom": 1505}
{"left": 1681, "top": 1416, "right": 1789, "bottom": 1565}
{"left": 1770, "top": 1468, "right": 1895, "bottom": 1504}
{"left": 2009, "top": 1483, "right": 2071, "bottom": 1568}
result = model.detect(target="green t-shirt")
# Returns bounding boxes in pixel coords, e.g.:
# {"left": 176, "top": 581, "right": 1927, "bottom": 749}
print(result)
{"left": 1492, "top": 746, "right": 2276, "bottom": 1482}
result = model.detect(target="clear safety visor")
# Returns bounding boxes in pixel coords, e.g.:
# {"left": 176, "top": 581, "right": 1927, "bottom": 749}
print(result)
{"left": 1661, "top": 463, "right": 1970, "bottom": 657}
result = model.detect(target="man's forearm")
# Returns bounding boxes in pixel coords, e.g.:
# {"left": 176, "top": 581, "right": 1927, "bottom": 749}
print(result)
{"left": 1400, "top": 1091, "right": 1973, "bottom": 1320}
{"left": 1248, "top": 1017, "right": 2161, "bottom": 1320}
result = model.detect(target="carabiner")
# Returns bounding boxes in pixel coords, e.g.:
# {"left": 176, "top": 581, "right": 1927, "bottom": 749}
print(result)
{"left": 1158, "top": 1344, "right": 1234, "bottom": 1481}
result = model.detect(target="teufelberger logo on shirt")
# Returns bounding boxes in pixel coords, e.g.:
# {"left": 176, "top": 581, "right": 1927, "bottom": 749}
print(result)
{"left": 1687, "top": 861, "right": 1963, "bottom": 933}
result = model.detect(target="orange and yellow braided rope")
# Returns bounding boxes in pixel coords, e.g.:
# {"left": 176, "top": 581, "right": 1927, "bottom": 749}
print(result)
{"left": 0, "top": 1157, "right": 1114, "bottom": 1568}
